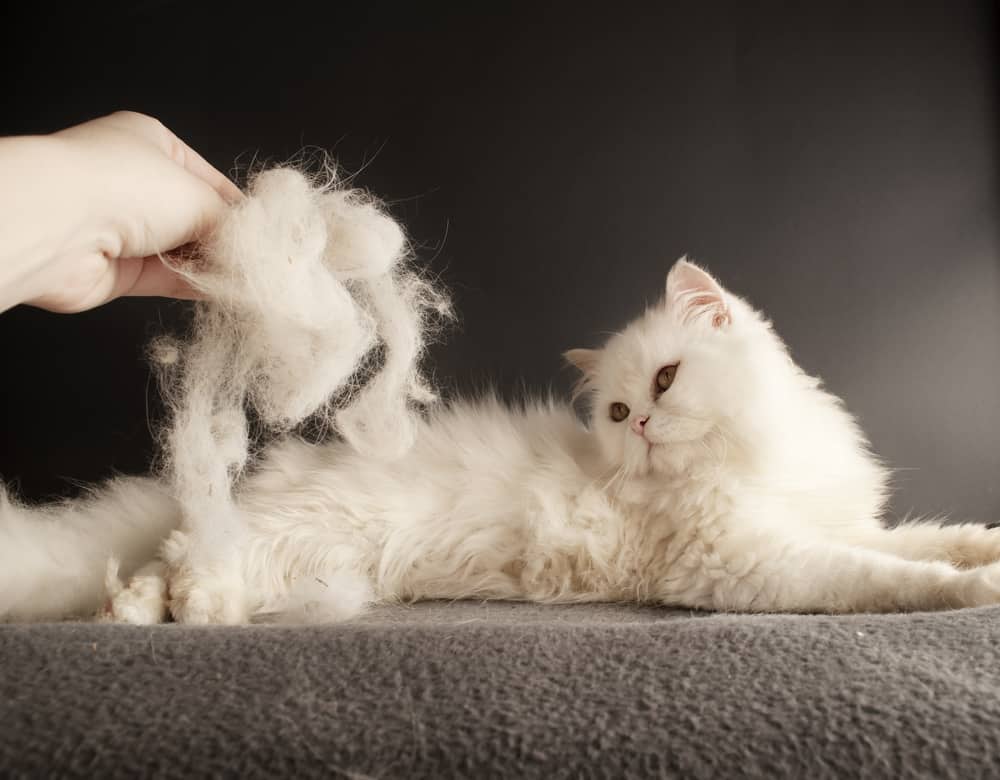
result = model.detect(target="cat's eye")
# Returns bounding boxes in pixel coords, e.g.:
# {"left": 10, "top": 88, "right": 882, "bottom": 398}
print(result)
{"left": 609, "top": 402, "right": 630, "bottom": 422}
{"left": 655, "top": 364, "right": 678, "bottom": 394}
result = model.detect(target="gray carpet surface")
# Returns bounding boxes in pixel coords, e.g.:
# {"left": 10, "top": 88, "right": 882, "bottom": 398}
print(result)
{"left": 2, "top": 601, "right": 1000, "bottom": 778}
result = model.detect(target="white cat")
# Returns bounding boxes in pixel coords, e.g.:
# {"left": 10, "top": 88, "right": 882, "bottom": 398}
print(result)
{"left": 4, "top": 258, "right": 1000, "bottom": 624}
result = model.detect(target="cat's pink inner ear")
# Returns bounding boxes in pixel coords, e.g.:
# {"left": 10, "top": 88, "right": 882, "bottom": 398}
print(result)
{"left": 563, "top": 348, "right": 601, "bottom": 378}
{"left": 665, "top": 258, "right": 731, "bottom": 327}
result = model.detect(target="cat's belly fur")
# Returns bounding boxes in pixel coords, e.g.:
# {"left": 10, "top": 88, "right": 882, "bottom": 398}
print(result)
{"left": 233, "top": 399, "right": 685, "bottom": 607}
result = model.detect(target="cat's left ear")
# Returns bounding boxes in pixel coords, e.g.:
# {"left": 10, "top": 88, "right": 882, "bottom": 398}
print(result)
{"left": 665, "top": 257, "right": 731, "bottom": 328}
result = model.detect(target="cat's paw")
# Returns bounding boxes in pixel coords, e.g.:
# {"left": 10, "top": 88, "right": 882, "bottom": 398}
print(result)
{"left": 932, "top": 523, "right": 1000, "bottom": 569}
{"left": 958, "top": 563, "right": 1000, "bottom": 607}
{"left": 100, "top": 559, "right": 169, "bottom": 625}
{"left": 162, "top": 530, "right": 249, "bottom": 625}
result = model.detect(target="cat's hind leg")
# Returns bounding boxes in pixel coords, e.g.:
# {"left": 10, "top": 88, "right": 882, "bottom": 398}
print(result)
{"left": 848, "top": 521, "right": 1000, "bottom": 569}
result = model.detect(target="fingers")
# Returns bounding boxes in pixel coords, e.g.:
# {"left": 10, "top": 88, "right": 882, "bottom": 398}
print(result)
{"left": 172, "top": 138, "right": 244, "bottom": 205}
{"left": 118, "top": 255, "right": 204, "bottom": 301}
{"left": 105, "top": 110, "right": 244, "bottom": 205}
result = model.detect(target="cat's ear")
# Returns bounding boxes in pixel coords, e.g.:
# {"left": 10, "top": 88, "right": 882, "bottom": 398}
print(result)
{"left": 665, "top": 257, "right": 731, "bottom": 328}
{"left": 563, "top": 348, "right": 600, "bottom": 378}
{"left": 564, "top": 348, "right": 600, "bottom": 399}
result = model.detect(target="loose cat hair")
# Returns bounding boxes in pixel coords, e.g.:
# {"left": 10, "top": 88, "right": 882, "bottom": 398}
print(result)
{"left": 144, "top": 166, "right": 449, "bottom": 624}
{"left": 3, "top": 258, "right": 1000, "bottom": 623}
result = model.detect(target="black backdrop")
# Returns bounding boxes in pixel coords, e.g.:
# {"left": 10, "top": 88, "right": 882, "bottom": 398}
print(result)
{"left": 1, "top": 2, "right": 997, "bottom": 523}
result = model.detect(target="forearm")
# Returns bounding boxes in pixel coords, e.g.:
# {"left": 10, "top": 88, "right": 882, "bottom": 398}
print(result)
{"left": 0, "top": 135, "right": 111, "bottom": 313}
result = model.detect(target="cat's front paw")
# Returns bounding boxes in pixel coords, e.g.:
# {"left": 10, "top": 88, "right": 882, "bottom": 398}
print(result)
{"left": 959, "top": 563, "right": 1000, "bottom": 607}
{"left": 162, "top": 530, "right": 249, "bottom": 625}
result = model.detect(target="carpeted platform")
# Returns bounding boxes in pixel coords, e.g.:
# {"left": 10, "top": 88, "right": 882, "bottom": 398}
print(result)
{"left": 2, "top": 601, "right": 998, "bottom": 778}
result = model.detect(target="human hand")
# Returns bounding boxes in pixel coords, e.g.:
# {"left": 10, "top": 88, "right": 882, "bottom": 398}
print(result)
{"left": 0, "top": 111, "right": 242, "bottom": 313}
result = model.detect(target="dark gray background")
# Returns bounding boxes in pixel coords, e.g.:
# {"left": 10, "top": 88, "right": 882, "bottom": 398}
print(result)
{"left": 0, "top": 2, "right": 996, "bottom": 522}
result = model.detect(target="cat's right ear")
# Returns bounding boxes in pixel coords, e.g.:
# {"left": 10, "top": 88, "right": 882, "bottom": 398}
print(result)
{"left": 564, "top": 348, "right": 600, "bottom": 398}
{"left": 564, "top": 348, "right": 600, "bottom": 378}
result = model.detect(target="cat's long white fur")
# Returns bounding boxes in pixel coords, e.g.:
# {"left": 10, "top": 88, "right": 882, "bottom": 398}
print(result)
{"left": 4, "top": 227, "right": 1000, "bottom": 621}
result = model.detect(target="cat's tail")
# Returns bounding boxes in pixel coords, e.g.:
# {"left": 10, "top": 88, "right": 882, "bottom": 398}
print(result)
{"left": 0, "top": 477, "right": 178, "bottom": 621}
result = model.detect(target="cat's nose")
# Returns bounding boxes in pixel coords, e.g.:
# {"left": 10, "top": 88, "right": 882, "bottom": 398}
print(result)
{"left": 631, "top": 415, "right": 650, "bottom": 436}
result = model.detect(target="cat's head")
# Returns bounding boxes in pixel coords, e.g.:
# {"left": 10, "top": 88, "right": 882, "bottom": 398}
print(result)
{"left": 566, "top": 258, "right": 793, "bottom": 478}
